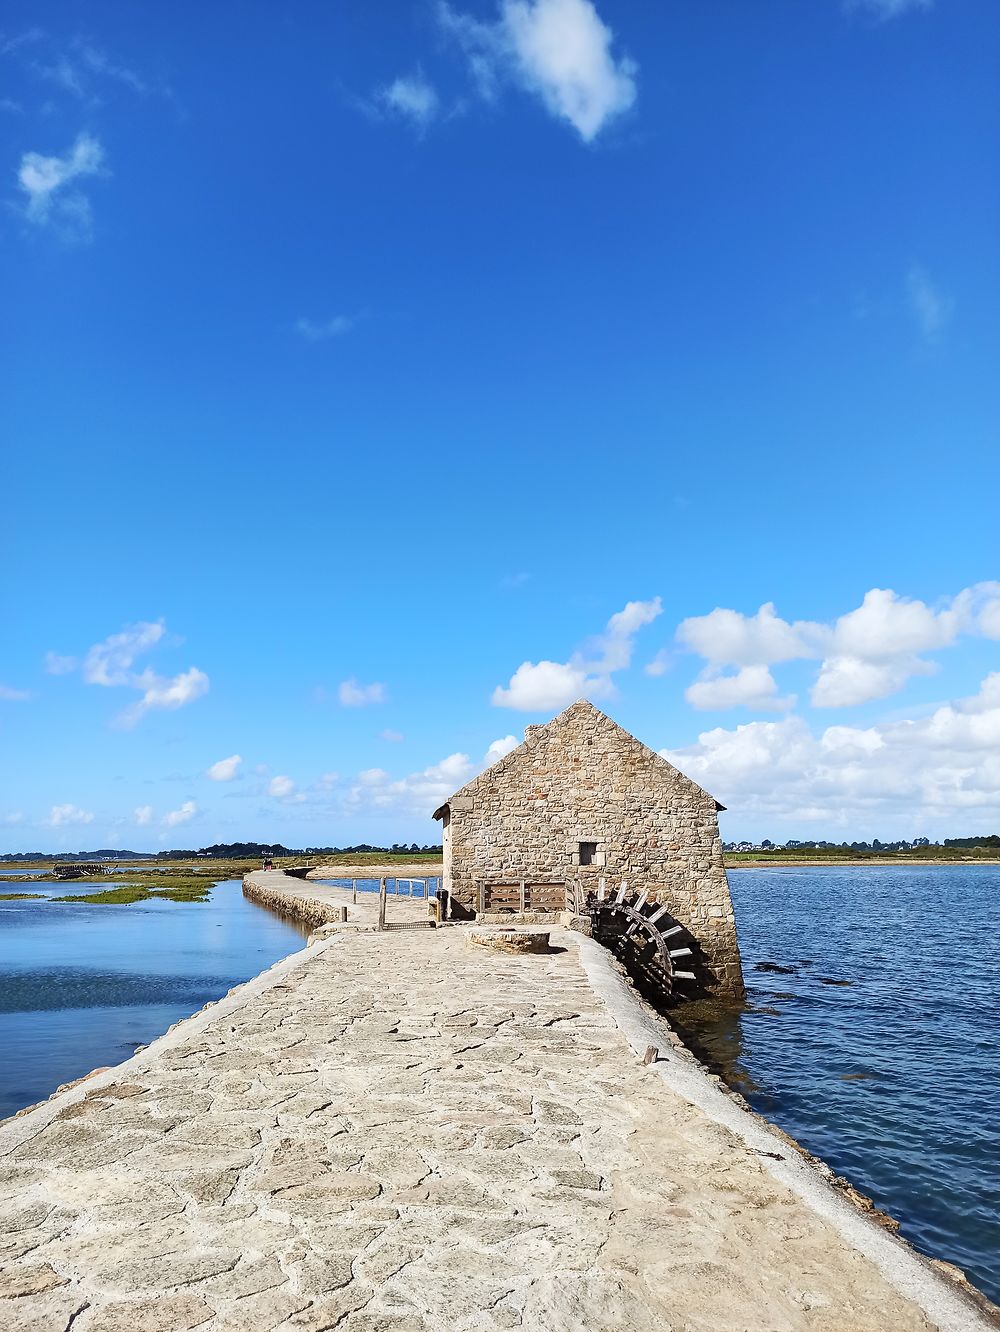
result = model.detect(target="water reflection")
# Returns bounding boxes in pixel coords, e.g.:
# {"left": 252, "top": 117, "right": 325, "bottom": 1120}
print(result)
{"left": 0, "top": 880, "right": 307, "bottom": 1119}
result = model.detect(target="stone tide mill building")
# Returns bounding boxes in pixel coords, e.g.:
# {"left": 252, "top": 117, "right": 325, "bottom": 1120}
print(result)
{"left": 433, "top": 700, "right": 744, "bottom": 999}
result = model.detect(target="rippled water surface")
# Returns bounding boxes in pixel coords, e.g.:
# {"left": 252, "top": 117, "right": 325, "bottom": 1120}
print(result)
{"left": 0, "top": 879, "right": 307, "bottom": 1119}
{"left": 671, "top": 864, "right": 1000, "bottom": 1303}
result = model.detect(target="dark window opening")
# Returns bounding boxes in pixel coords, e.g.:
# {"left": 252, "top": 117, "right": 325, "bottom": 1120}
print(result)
{"left": 579, "top": 841, "right": 598, "bottom": 866}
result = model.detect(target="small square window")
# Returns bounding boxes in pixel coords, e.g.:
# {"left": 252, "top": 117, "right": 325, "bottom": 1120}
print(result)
{"left": 579, "top": 841, "right": 598, "bottom": 866}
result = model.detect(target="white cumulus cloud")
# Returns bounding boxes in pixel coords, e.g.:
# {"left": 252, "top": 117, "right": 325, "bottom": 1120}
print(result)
{"left": 268, "top": 775, "right": 297, "bottom": 799}
{"left": 207, "top": 754, "right": 242, "bottom": 782}
{"left": 346, "top": 752, "right": 474, "bottom": 815}
{"left": 685, "top": 665, "right": 795, "bottom": 713}
{"left": 677, "top": 602, "right": 828, "bottom": 666}
{"left": 677, "top": 584, "right": 1000, "bottom": 712}
{"left": 48, "top": 803, "right": 94, "bottom": 826}
{"left": 810, "top": 654, "right": 933, "bottom": 709}
{"left": 492, "top": 660, "right": 595, "bottom": 711}
{"left": 439, "top": 0, "right": 636, "bottom": 142}
{"left": 811, "top": 588, "right": 960, "bottom": 708}
{"left": 493, "top": 595, "right": 660, "bottom": 711}
{"left": 338, "top": 679, "right": 386, "bottom": 707}
{"left": 664, "top": 670, "right": 1000, "bottom": 839}
{"left": 484, "top": 734, "right": 519, "bottom": 764}
{"left": 133, "top": 804, "right": 153, "bottom": 826}
{"left": 162, "top": 800, "right": 197, "bottom": 828}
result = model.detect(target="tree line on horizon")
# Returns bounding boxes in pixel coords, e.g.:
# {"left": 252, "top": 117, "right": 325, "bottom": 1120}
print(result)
{"left": 723, "top": 835, "right": 1000, "bottom": 854}
{"left": 0, "top": 841, "right": 445, "bottom": 862}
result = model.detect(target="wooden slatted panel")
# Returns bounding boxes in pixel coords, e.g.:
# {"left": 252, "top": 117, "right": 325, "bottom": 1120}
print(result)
{"left": 525, "top": 882, "right": 567, "bottom": 912}
{"left": 484, "top": 883, "right": 521, "bottom": 912}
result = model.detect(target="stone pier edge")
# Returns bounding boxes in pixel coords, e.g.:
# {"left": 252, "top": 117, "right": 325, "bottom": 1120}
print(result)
{"left": 240, "top": 873, "right": 349, "bottom": 929}
{"left": 1, "top": 871, "right": 994, "bottom": 1332}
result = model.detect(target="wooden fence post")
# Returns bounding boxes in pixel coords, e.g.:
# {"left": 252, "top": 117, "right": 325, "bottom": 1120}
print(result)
{"left": 352, "top": 879, "right": 357, "bottom": 904}
{"left": 378, "top": 876, "right": 387, "bottom": 930}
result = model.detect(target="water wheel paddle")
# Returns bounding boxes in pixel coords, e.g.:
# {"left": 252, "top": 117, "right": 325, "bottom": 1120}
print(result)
{"left": 590, "top": 894, "right": 697, "bottom": 999}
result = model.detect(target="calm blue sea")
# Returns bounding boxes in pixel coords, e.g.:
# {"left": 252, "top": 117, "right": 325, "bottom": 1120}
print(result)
{"left": 0, "top": 878, "right": 306, "bottom": 1120}
{"left": 671, "top": 864, "right": 1000, "bottom": 1305}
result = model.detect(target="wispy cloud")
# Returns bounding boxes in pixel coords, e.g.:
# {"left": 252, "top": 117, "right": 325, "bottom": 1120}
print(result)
{"left": 49, "top": 619, "right": 210, "bottom": 726}
{"left": 44, "top": 651, "right": 78, "bottom": 675}
{"left": 907, "top": 264, "right": 952, "bottom": 343}
{"left": 34, "top": 56, "right": 87, "bottom": 98}
{"left": 644, "top": 648, "right": 671, "bottom": 677}
{"left": 75, "top": 43, "right": 147, "bottom": 95}
{"left": 118, "top": 667, "right": 210, "bottom": 728}
{"left": 379, "top": 729, "right": 405, "bottom": 742}
{"left": 16, "top": 130, "right": 106, "bottom": 240}
{"left": 344, "top": 734, "right": 524, "bottom": 815}
{"left": 207, "top": 754, "right": 242, "bottom": 782}
{"left": 377, "top": 71, "right": 440, "bottom": 131}
{"left": 0, "top": 683, "right": 32, "bottom": 701}
{"left": 845, "top": 0, "right": 932, "bottom": 20}
{"left": 0, "top": 28, "right": 44, "bottom": 58}
{"left": 499, "top": 571, "right": 531, "bottom": 590}
{"left": 82, "top": 620, "right": 165, "bottom": 686}
{"left": 295, "top": 315, "right": 355, "bottom": 343}
{"left": 339, "top": 678, "right": 386, "bottom": 707}
{"left": 133, "top": 804, "right": 153, "bottom": 826}
{"left": 32, "top": 39, "right": 155, "bottom": 105}
{"left": 439, "top": 0, "right": 637, "bottom": 142}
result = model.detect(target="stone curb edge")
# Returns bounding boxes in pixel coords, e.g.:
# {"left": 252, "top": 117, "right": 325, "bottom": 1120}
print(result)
{"left": 568, "top": 926, "right": 998, "bottom": 1332}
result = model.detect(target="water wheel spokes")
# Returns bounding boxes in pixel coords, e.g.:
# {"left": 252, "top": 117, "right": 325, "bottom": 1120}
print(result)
{"left": 591, "top": 892, "right": 698, "bottom": 998}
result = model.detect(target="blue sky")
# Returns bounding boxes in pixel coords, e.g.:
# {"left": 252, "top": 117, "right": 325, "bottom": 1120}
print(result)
{"left": 2, "top": 0, "right": 998, "bottom": 851}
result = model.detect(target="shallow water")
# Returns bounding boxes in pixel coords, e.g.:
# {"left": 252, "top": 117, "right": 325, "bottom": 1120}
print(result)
{"left": 0, "top": 879, "right": 307, "bottom": 1119}
{"left": 670, "top": 864, "right": 1000, "bottom": 1304}
{"left": 315, "top": 876, "right": 440, "bottom": 897}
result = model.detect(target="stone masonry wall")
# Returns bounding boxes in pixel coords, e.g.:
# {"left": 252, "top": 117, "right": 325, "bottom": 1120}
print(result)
{"left": 439, "top": 701, "right": 744, "bottom": 997}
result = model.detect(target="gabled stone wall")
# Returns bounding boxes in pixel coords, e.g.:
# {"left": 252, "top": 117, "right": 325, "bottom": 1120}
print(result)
{"left": 436, "top": 700, "right": 744, "bottom": 997}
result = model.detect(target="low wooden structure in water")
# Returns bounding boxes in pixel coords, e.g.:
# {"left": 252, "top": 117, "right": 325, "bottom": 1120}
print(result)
{"left": 51, "top": 862, "right": 113, "bottom": 880}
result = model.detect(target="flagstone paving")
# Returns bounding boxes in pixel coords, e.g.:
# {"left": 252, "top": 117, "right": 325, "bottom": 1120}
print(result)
{"left": 0, "top": 927, "right": 962, "bottom": 1331}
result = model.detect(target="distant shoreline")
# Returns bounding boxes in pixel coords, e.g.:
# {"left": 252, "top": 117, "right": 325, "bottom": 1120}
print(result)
{"left": 725, "top": 857, "right": 1000, "bottom": 869}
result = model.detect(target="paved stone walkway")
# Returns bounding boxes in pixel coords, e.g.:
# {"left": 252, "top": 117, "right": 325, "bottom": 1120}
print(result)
{"left": 0, "top": 928, "right": 966, "bottom": 1331}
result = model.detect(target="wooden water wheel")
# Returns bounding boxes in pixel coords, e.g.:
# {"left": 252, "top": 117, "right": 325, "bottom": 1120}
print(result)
{"left": 589, "top": 885, "right": 697, "bottom": 1001}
